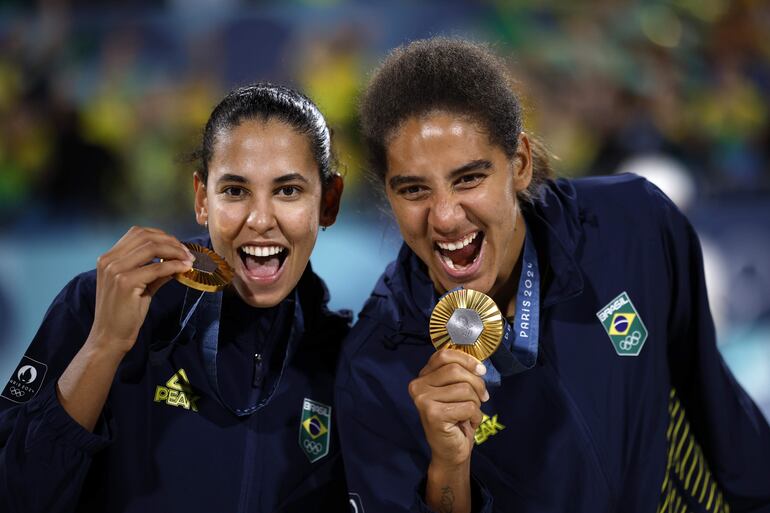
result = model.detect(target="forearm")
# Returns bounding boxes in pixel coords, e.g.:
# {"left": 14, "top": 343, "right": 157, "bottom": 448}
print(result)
{"left": 426, "top": 461, "right": 471, "bottom": 513}
{"left": 57, "top": 335, "right": 126, "bottom": 432}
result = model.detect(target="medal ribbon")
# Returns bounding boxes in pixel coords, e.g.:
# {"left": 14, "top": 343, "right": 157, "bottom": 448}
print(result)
{"left": 484, "top": 227, "right": 540, "bottom": 386}
{"left": 195, "top": 290, "right": 299, "bottom": 417}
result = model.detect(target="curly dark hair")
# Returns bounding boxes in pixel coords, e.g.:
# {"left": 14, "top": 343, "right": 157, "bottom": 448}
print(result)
{"left": 359, "top": 37, "right": 553, "bottom": 202}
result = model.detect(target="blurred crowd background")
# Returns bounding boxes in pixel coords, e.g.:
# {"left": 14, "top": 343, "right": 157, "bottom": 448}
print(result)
{"left": 0, "top": 0, "right": 768, "bottom": 417}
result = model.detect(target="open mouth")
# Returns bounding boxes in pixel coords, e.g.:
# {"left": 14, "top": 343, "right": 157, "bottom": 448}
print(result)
{"left": 434, "top": 231, "right": 484, "bottom": 276}
{"left": 238, "top": 244, "right": 288, "bottom": 280}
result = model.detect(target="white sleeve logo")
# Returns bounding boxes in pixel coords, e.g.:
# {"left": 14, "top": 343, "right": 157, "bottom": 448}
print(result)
{"left": 1, "top": 356, "right": 48, "bottom": 404}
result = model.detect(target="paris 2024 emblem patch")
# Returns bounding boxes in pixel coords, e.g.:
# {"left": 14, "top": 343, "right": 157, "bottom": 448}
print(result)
{"left": 597, "top": 292, "right": 648, "bottom": 356}
{"left": 2, "top": 356, "right": 48, "bottom": 403}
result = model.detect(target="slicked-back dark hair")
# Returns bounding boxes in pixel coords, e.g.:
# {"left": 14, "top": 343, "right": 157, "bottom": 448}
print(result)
{"left": 195, "top": 83, "right": 334, "bottom": 185}
{"left": 360, "top": 37, "right": 553, "bottom": 202}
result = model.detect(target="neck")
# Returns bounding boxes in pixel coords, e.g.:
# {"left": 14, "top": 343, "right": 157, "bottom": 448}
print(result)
{"left": 491, "top": 216, "right": 527, "bottom": 318}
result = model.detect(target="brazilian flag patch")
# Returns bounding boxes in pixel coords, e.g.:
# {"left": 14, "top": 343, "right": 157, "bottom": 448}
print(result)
{"left": 299, "top": 398, "right": 331, "bottom": 463}
{"left": 596, "top": 291, "right": 648, "bottom": 356}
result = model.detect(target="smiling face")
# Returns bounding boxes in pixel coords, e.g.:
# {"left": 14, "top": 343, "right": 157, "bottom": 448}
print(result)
{"left": 384, "top": 110, "right": 532, "bottom": 310}
{"left": 194, "top": 118, "right": 341, "bottom": 308}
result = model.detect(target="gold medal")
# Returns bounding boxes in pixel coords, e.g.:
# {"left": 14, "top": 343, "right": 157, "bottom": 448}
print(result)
{"left": 429, "top": 288, "right": 503, "bottom": 361}
{"left": 173, "top": 242, "right": 233, "bottom": 292}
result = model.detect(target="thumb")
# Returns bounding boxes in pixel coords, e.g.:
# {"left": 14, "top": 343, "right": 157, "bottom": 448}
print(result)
{"left": 459, "top": 420, "right": 475, "bottom": 440}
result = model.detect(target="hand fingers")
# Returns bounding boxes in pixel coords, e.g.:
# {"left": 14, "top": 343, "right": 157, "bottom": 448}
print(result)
{"left": 100, "top": 227, "right": 192, "bottom": 269}
{"left": 415, "top": 381, "right": 486, "bottom": 407}
{"left": 415, "top": 362, "right": 489, "bottom": 403}
{"left": 423, "top": 400, "right": 481, "bottom": 427}
{"left": 113, "top": 260, "right": 192, "bottom": 294}
{"left": 120, "top": 230, "right": 192, "bottom": 262}
{"left": 103, "top": 239, "right": 193, "bottom": 277}
{"left": 461, "top": 409, "right": 485, "bottom": 438}
{"left": 420, "top": 348, "right": 486, "bottom": 378}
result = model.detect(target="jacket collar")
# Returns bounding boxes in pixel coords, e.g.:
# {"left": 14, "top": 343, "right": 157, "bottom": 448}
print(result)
{"left": 525, "top": 178, "right": 585, "bottom": 308}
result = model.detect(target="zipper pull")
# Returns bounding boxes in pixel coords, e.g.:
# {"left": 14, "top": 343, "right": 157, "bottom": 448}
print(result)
{"left": 252, "top": 353, "right": 263, "bottom": 387}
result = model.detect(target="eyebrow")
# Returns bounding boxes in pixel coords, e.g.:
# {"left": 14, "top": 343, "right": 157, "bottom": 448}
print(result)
{"left": 216, "top": 173, "right": 248, "bottom": 185}
{"left": 388, "top": 159, "right": 492, "bottom": 190}
{"left": 273, "top": 173, "right": 309, "bottom": 185}
{"left": 448, "top": 159, "right": 492, "bottom": 180}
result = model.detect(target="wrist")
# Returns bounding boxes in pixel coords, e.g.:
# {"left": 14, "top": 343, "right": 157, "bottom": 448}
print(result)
{"left": 428, "top": 458, "right": 471, "bottom": 483}
{"left": 426, "top": 460, "right": 472, "bottom": 513}
{"left": 83, "top": 330, "right": 133, "bottom": 361}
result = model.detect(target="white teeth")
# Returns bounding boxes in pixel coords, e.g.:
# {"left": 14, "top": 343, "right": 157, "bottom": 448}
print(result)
{"left": 440, "top": 253, "right": 457, "bottom": 270}
{"left": 241, "top": 245, "right": 285, "bottom": 257}
{"left": 436, "top": 231, "right": 478, "bottom": 251}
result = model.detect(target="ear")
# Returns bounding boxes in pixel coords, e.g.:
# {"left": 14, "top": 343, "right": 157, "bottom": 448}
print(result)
{"left": 511, "top": 132, "right": 533, "bottom": 193}
{"left": 319, "top": 173, "right": 344, "bottom": 228}
{"left": 193, "top": 172, "right": 208, "bottom": 226}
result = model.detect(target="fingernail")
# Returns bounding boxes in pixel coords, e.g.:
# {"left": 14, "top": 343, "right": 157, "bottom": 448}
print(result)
{"left": 475, "top": 363, "right": 487, "bottom": 376}
{"left": 184, "top": 259, "right": 194, "bottom": 268}
{"left": 483, "top": 390, "right": 490, "bottom": 402}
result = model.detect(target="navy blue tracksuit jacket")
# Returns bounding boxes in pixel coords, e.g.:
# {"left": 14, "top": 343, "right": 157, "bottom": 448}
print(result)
{"left": 336, "top": 176, "right": 770, "bottom": 512}
{"left": 0, "top": 245, "right": 350, "bottom": 513}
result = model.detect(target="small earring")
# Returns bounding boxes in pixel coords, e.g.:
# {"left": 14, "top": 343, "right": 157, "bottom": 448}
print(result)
{"left": 204, "top": 220, "right": 208, "bottom": 228}
{"left": 321, "top": 225, "right": 327, "bottom": 232}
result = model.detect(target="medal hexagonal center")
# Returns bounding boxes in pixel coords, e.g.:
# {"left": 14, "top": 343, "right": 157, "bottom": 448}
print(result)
{"left": 446, "top": 308, "right": 484, "bottom": 345}
{"left": 191, "top": 250, "right": 218, "bottom": 274}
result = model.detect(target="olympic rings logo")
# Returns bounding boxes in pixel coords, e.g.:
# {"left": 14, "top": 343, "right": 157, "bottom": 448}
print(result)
{"left": 9, "top": 387, "right": 25, "bottom": 398}
{"left": 303, "top": 439, "right": 323, "bottom": 455}
{"left": 618, "top": 330, "right": 642, "bottom": 351}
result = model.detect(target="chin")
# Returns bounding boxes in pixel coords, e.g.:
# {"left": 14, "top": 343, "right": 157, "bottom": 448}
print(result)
{"left": 232, "top": 281, "right": 288, "bottom": 308}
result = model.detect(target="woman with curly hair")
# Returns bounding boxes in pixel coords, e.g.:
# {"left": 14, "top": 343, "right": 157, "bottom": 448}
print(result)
{"left": 336, "top": 37, "right": 770, "bottom": 513}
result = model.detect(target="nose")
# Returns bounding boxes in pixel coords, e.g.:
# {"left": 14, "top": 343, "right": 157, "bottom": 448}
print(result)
{"left": 246, "top": 195, "right": 278, "bottom": 234}
{"left": 428, "top": 190, "right": 464, "bottom": 235}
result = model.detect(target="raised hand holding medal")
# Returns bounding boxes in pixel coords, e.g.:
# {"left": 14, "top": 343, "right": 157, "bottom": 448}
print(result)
{"left": 429, "top": 227, "right": 541, "bottom": 387}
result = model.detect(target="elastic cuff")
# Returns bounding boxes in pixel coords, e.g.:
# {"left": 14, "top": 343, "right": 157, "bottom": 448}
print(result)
{"left": 25, "top": 383, "right": 113, "bottom": 455}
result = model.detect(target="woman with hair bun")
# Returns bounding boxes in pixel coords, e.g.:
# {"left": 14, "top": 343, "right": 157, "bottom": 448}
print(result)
{"left": 0, "top": 83, "right": 348, "bottom": 512}
{"left": 336, "top": 37, "right": 770, "bottom": 513}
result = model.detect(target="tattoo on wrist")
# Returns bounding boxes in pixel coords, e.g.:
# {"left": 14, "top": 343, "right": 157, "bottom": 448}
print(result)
{"left": 439, "top": 485, "right": 454, "bottom": 513}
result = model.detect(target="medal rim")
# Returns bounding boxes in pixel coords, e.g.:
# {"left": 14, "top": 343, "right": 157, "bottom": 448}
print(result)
{"left": 429, "top": 288, "right": 503, "bottom": 361}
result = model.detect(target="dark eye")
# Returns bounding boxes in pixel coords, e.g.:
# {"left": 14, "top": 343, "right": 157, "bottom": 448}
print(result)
{"left": 223, "top": 186, "right": 247, "bottom": 197}
{"left": 399, "top": 184, "right": 428, "bottom": 200}
{"left": 277, "top": 185, "right": 300, "bottom": 197}
{"left": 456, "top": 174, "right": 484, "bottom": 188}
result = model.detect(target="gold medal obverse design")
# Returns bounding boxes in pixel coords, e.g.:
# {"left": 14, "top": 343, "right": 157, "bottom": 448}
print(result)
{"left": 173, "top": 242, "right": 234, "bottom": 292}
{"left": 429, "top": 288, "right": 504, "bottom": 361}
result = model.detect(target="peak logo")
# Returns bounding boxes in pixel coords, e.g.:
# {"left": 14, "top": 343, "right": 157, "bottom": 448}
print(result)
{"left": 153, "top": 369, "right": 200, "bottom": 412}
{"left": 2, "top": 356, "right": 48, "bottom": 404}
{"left": 475, "top": 413, "right": 505, "bottom": 445}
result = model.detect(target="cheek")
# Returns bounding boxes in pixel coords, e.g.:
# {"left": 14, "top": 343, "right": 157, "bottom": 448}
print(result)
{"left": 281, "top": 201, "right": 320, "bottom": 249}
{"left": 210, "top": 202, "right": 247, "bottom": 240}
{"left": 390, "top": 201, "right": 421, "bottom": 238}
